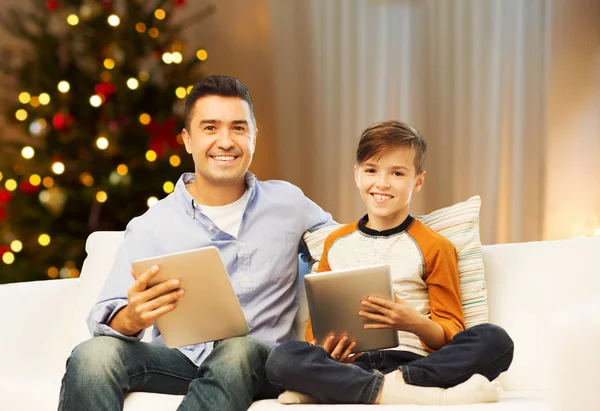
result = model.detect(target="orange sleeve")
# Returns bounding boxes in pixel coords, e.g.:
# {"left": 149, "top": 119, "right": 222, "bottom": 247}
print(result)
{"left": 304, "top": 255, "right": 330, "bottom": 342}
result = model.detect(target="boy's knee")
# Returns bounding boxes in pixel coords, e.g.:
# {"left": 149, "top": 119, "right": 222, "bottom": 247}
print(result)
{"left": 475, "top": 323, "right": 514, "bottom": 353}
{"left": 266, "top": 341, "right": 311, "bottom": 383}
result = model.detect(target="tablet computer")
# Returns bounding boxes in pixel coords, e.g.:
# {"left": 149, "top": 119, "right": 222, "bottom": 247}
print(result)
{"left": 132, "top": 246, "right": 250, "bottom": 348}
{"left": 304, "top": 264, "right": 399, "bottom": 352}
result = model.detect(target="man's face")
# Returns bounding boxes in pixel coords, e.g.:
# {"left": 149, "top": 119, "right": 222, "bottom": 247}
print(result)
{"left": 354, "top": 146, "right": 425, "bottom": 230}
{"left": 182, "top": 96, "right": 257, "bottom": 187}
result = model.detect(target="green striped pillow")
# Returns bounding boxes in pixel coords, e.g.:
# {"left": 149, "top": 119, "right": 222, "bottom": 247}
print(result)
{"left": 302, "top": 195, "right": 487, "bottom": 329}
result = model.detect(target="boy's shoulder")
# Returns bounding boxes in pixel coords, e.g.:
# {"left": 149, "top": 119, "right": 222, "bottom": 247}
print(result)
{"left": 408, "top": 218, "right": 456, "bottom": 254}
{"left": 323, "top": 221, "right": 360, "bottom": 247}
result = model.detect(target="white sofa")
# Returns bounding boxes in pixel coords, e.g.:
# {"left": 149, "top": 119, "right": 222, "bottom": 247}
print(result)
{"left": 1, "top": 232, "right": 600, "bottom": 411}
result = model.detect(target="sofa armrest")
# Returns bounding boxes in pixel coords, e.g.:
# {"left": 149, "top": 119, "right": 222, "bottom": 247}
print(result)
{"left": 0, "top": 278, "right": 80, "bottom": 379}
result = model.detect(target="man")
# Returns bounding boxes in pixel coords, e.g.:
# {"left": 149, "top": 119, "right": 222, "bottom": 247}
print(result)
{"left": 58, "top": 76, "right": 332, "bottom": 411}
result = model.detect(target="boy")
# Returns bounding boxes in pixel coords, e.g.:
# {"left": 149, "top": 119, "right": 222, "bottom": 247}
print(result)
{"left": 266, "top": 120, "right": 513, "bottom": 405}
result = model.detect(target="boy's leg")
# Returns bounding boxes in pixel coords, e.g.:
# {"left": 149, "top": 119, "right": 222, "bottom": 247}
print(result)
{"left": 266, "top": 341, "right": 383, "bottom": 404}
{"left": 397, "top": 323, "right": 514, "bottom": 388}
{"left": 58, "top": 336, "right": 197, "bottom": 411}
{"left": 177, "top": 336, "right": 276, "bottom": 411}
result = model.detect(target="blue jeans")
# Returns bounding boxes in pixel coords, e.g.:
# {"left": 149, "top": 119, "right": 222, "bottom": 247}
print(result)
{"left": 58, "top": 335, "right": 279, "bottom": 411}
{"left": 266, "top": 323, "right": 514, "bottom": 404}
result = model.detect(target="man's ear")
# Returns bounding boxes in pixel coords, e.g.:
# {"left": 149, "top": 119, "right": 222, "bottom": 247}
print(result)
{"left": 354, "top": 164, "right": 360, "bottom": 188}
{"left": 413, "top": 170, "right": 426, "bottom": 192}
{"left": 250, "top": 129, "right": 258, "bottom": 154}
{"left": 182, "top": 128, "right": 192, "bottom": 154}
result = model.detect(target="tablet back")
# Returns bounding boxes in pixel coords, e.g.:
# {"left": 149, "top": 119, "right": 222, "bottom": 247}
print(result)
{"left": 132, "top": 246, "right": 249, "bottom": 348}
{"left": 304, "top": 264, "right": 399, "bottom": 352}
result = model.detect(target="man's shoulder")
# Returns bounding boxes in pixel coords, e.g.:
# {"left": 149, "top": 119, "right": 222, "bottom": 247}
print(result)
{"left": 125, "top": 193, "right": 178, "bottom": 232}
{"left": 257, "top": 179, "right": 303, "bottom": 195}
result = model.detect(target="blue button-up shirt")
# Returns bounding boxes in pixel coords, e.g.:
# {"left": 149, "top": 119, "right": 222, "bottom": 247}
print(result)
{"left": 87, "top": 172, "right": 333, "bottom": 366}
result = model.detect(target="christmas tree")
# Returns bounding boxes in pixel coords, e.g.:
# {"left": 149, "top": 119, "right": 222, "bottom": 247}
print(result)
{"left": 0, "top": 0, "right": 213, "bottom": 283}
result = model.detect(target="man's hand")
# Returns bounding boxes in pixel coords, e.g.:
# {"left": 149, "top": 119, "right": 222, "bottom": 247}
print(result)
{"left": 311, "top": 334, "right": 363, "bottom": 363}
{"left": 358, "top": 294, "right": 422, "bottom": 333}
{"left": 109, "top": 265, "right": 185, "bottom": 336}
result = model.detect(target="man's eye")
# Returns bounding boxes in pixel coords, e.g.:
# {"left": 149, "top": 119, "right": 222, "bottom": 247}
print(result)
{"left": 233, "top": 126, "right": 246, "bottom": 132}
{"left": 204, "top": 126, "right": 216, "bottom": 131}
{"left": 365, "top": 169, "right": 376, "bottom": 173}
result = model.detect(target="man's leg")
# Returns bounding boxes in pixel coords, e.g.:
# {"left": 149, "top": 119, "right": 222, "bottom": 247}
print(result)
{"left": 177, "top": 336, "right": 276, "bottom": 411}
{"left": 266, "top": 341, "right": 383, "bottom": 404}
{"left": 397, "top": 323, "right": 514, "bottom": 388}
{"left": 58, "top": 336, "right": 197, "bottom": 411}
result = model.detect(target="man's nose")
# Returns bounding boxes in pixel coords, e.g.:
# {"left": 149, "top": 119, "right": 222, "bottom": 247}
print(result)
{"left": 216, "top": 130, "right": 234, "bottom": 149}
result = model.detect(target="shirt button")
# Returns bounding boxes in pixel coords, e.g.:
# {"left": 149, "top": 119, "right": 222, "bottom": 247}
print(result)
{"left": 242, "top": 276, "right": 248, "bottom": 282}
{"left": 208, "top": 225, "right": 214, "bottom": 231}
{"left": 237, "top": 241, "right": 243, "bottom": 247}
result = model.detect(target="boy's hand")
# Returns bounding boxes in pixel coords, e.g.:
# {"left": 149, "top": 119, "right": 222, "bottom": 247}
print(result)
{"left": 359, "top": 294, "right": 421, "bottom": 333}
{"left": 311, "top": 334, "right": 363, "bottom": 363}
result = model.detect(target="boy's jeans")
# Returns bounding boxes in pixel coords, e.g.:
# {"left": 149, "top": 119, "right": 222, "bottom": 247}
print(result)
{"left": 266, "top": 323, "right": 514, "bottom": 404}
{"left": 58, "top": 335, "right": 279, "bottom": 411}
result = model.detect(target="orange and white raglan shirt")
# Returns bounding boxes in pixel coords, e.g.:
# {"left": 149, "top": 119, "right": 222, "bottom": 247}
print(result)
{"left": 305, "top": 215, "right": 466, "bottom": 356}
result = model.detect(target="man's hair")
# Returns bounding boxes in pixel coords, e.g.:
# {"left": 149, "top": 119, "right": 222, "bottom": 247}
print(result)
{"left": 184, "top": 75, "right": 256, "bottom": 131}
{"left": 356, "top": 120, "right": 427, "bottom": 174}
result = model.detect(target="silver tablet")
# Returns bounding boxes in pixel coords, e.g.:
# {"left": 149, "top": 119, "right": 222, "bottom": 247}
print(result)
{"left": 304, "top": 264, "right": 399, "bottom": 352}
{"left": 132, "top": 246, "right": 250, "bottom": 348}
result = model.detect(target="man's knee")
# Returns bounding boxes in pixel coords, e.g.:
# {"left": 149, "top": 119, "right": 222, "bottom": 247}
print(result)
{"left": 66, "top": 336, "right": 129, "bottom": 381}
{"left": 213, "top": 336, "right": 272, "bottom": 368}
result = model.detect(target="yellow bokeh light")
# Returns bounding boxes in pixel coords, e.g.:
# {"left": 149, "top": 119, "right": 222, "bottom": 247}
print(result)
{"left": 15, "top": 109, "right": 28, "bottom": 121}
{"left": 96, "top": 191, "right": 108, "bottom": 203}
{"left": 145, "top": 150, "right": 157, "bottom": 162}
{"left": 135, "top": 22, "right": 146, "bottom": 33}
{"left": 18, "top": 92, "right": 31, "bottom": 104}
{"left": 5, "top": 179, "right": 17, "bottom": 191}
{"left": 42, "top": 176, "right": 54, "bottom": 188}
{"left": 52, "top": 162, "right": 65, "bottom": 175}
{"left": 29, "top": 174, "right": 41, "bottom": 186}
{"left": 186, "top": 85, "right": 193, "bottom": 95}
{"left": 163, "top": 181, "right": 175, "bottom": 194}
{"left": 67, "top": 14, "right": 79, "bottom": 26}
{"left": 10, "top": 240, "right": 23, "bottom": 253}
{"left": 196, "top": 49, "right": 208, "bottom": 61}
{"left": 147, "top": 196, "right": 159, "bottom": 207}
{"left": 107, "top": 14, "right": 121, "bottom": 27}
{"left": 126, "top": 78, "right": 139, "bottom": 90}
{"left": 90, "top": 95, "right": 103, "bottom": 107}
{"left": 39, "top": 93, "right": 51, "bottom": 105}
{"left": 2, "top": 252, "right": 15, "bottom": 265}
{"left": 171, "top": 52, "right": 183, "bottom": 64}
{"left": 175, "top": 87, "right": 187, "bottom": 99}
{"left": 38, "top": 234, "right": 51, "bottom": 247}
{"left": 139, "top": 71, "right": 149, "bottom": 81}
{"left": 0, "top": 171, "right": 3, "bottom": 181}
{"left": 162, "top": 52, "right": 173, "bottom": 64}
{"left": 169, "top": 155, "right": 181, "bottom": 167}
{"left": 116, "top": 164, "right": 128, "bottom": 176}
{"left": 148, "top": 28, "right": 159, "bottom": 38}
{"left": 154, "top": 9, "right": 166, "bottom": 20}
{"left": 103, "top": 58, "right": 115, "bottom": 69}
{"left": 139, "top": 113, "right": 151, "bottom": 125}
{"left": 96, "top": 137, "right": 109, "bottom": 150}
{"left": 80, "top": 173, "right": 94, "bottom": 187}
{"left": 47, "top": 267, "right": 59, "bottom": 278}
{"left": 21, "top": 146, "right": 35, "bottom": 159}
{"left": 58, "top": 81, "right": 70, "bottom": 93}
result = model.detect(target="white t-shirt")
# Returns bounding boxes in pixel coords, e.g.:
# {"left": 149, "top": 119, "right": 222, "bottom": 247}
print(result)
{"left": 196, "top": 189, "right": 251, "bottom": 238}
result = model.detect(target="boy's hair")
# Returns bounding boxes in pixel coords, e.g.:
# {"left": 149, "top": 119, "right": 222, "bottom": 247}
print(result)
{"left": 184, "top": 75, "right": 256, "bottom": 131}
{"left": 356, "top": 120, "right": 427, "bottom": 174}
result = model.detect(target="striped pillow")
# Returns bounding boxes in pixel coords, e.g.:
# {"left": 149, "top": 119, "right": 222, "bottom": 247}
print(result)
{"left": 302, "top": 195, "right": 487, "bottom": 329}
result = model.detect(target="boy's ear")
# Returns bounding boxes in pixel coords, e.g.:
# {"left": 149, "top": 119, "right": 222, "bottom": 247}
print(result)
{"left": 353, "top": 164, "right": 360, "bottom": 187}
{"left": 413, "top": 171, "right": 426, "bottom": 192}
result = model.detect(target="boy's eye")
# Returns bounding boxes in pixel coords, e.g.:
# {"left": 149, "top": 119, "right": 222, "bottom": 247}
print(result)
{"left": 393, "top": 171, "right": 404, "bottom": 177}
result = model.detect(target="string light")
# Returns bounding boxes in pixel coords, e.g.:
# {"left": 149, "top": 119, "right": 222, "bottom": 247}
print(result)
{"left": 5, "top": 179, "right": 17, "bottom": 191}
{"left": 186, "top": 85, "right": 193, "bottom": 94}
{"left": 42, "top": 176, "right": 54, "bottom": 188}
{"left": 154, "top": 9, "right": 166, "bottom": 20}
{"left": 80, "top": 173, "right": 94, "bottom": 187}
{"left": 196, "top": 49, "right": 208, "bottom": 61}
{"left": 51, "top": 161, "right": 65, "bottom": 175}
{"left": 30, "top": 97, "right": 40, "bottom": 107}
{"left": 145, "top": 150, "right": 157, "bottom": 162}
{"left": 135, "top": 22, "right": 146, "bottom": 33}
{"left": 39, "top": 93, "right": 51, "bottom": 105}
{"left": 107, "top": 14, "right": 120, "bottom": 27}
{"left": 67, "top": 14, "right": 79, "bottom": 26}
{"left": 171, "top": 52, "right": 183, "bottom": 64}
{"left": 96, "top": 137, "right": 109, "bottom": 150}
{"left": 47, "top": 267, "right": 59, "bottom": 278}
{"left": 175, "top": 87, "right": 187, "bottom": 99}
{"left": 29, "top": 174, "right": 41, "bottom": 186}
{"left": 10, "top": 240, "right": 23, "bottom": 253}
{"left": 2, "top": 252, "right": 14, "bottom": 265}
{"left": 116, "top": 164, "right": 128, "bottom": 176}
{"left": 162, "top": 52, "right": 173, "bottom": 64}
{"left": 96, "top": 191, "right": 108, "bottom": 203}
{"left": 139, "top": 113, "right": 151, "bottom": 125}
{"left": 58, "top": 81, "right": 70, "bottom": 93}
{"left": 147, "top": 196, "right": 159, "bottom": 207}
{"left": 169, "top": 155, "right": 181, "bottom": 167}
{"left": 38, "top": 234, "right": 51, "bottom": 247}
{"left": 139, "top": 71, "right": 149, "bottom": 81}
{"left": 18, "top": 92, "right": 31, "bottom": 104}
{"left": 163, "top": 181, "right": 175, "bottom": 193}
{"left": 103, "top": 58, "right": 115, "bottom": 69}
{"left": 148, "top": 28, "right": 159, "bottom": 38}
{"left": 0, "top": 171, "right": 3, "bottom": 181}
{"left": 90, "top": 95, "right": 103, "bottom": 107}
{"left": 15, "top": 109, "right": 28, "bottom": 121}
{"left": 126, "top": 78, "right": 139, "bottom": 90}
{"left": 21, "top": 146, "right": 35, "bottom": 159}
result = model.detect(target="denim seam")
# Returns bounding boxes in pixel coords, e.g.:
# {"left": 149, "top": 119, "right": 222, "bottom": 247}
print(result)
{"left": 129, "top": 368, "right": 195, "bottom": 382}
{"left": 365, "top": 371, "right": 384, "bottom": 404}
{"left": 400, "top": 365, "right": 412, "bottom": 384}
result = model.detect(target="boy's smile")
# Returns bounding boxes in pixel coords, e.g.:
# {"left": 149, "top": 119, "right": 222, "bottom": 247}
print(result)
{"left": 354, "top": 146, "right": 425, "bottom": 232}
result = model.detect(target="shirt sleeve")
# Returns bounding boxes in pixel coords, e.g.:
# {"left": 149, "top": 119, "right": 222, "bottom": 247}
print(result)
{"left": 304, "top": 241, "right": 332, "bottom": 342}
{"left": 423, "top": 241, "right": 465, "bottom": 350}
{"left": 86, "top": 217, "right": 157, "bottom": 340}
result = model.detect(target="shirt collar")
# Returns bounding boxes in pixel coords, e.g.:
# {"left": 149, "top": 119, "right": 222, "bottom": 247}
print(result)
{"left": 358, "top": 214, "right": 414, "bottom": 237}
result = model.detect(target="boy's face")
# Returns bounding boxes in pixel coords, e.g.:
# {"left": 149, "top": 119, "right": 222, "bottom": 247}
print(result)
{"left": 354, "top": 146, "right": 425, "bottom": 231}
